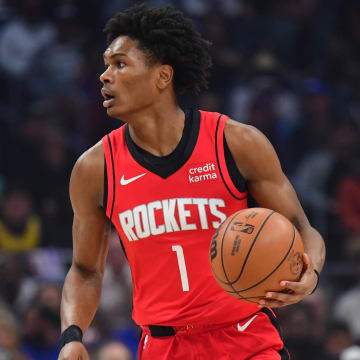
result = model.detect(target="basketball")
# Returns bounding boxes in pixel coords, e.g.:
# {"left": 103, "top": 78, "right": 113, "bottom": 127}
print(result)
{"left": 209, "top": 208, "right": 304, "bottom": 303}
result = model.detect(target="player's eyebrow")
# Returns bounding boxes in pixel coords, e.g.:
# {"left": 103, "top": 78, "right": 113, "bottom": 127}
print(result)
{"left": 103, "top": 52, "right": 128, "bottom": 60}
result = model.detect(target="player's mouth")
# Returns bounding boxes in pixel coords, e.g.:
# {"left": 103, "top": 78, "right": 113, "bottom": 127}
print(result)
{"left": 101, "top": 88, "right": 116, "bottom": 108}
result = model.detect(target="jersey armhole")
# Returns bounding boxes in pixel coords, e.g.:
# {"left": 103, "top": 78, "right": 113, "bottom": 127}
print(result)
{"left": 223, "top": 134, "right": 247, "bottom": 194}
{"left": 101, "top": 134, "right": 116, "bottom": 220}
{"left": 215, "top": 115, "right": 248, "bottom": 200}
{"left": 103, "top": 157, "right": 108, "bottom": 210}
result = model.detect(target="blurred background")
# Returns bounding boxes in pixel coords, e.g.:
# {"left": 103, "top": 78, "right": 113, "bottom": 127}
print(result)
{"left": 0, "top": 0, "right": 360, "bottom": 359}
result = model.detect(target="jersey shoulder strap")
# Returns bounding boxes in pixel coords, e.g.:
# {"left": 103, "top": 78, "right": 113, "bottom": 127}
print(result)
{"left": 213, "top": 113, "right": 248, "bottom": 200}
{"left": 101, "top": 127, "right": 125, "bottom": 219}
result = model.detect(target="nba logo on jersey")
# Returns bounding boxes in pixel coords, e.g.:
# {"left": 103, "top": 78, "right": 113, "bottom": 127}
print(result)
{"left": 188, "top": 162, "right": 217, "bottom": 183}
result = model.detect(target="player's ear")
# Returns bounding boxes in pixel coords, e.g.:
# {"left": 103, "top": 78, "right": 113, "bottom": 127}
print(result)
{"left": 157, "top": 64, "right": 173, "bottom": 90}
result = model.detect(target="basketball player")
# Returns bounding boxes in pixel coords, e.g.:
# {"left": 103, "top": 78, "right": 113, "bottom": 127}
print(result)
{"left": 58, "top": 4, "right": 325, "bottom": 360}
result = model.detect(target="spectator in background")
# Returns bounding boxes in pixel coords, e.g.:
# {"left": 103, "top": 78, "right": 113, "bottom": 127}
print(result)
{"left": 96, "top": 341, "right": 133, "bottom": 360}
{"left": 0, "top": 253, "right": 28, "bottom": 307}
{"left": 29, "top": 1, "right": 85, "bottom": 98}
{"left": 99, "top": 232, "right": 132, "bottom": 329}
{"left": 293, "top": 120, "right": 359, "bottom": 260}
{"left": 0, "top": 302, "right": 28, "bottom": 360}
{"left": 276, "top": 302, "right": 324, "bottom": 360}
{"left": 227, "top": 50, "right": 300, "bottom": 174}
{"left": 0, "top": 187, "right": 41, "bottom": 252}
{"left": 14, "top": 256, "right": 66, "bottom": 316}
{"left": 334, "top": 263, "right": 360, "bottom": 342}
{"left": 30, "top": 124, "right": 73, "bottom": 247}
{"left": 21, "top": 284, "right": 61, "bottom": 360}
{"left": 0, "top": 0, "right": 55, "bottom": 78}
{"left": 201, "top": 12, "right": 242, "bottom": 97}
{"left": 336, "top": 156, "right": 360, "bottom": 258}
{"left": 99, "top": 232, "right": 139, "bottom": 358}
{"left": 179, "top": 0, "right": 243, "bottom": 18}
{"left": 340, "top": 345, "right": 360, "bottom": 360}
{"left": 0, "top": 0, "right": 55, "bottom": 118}
{"left": 321, "top": 322, "right": 354, "bottom": 360}
{"left": 292, "top": 78, "right": 334, "bottom": 161}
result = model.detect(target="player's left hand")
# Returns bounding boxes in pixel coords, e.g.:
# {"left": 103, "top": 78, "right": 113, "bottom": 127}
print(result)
{"left": 258, "top": 253, "right": 317, "bottom": 308}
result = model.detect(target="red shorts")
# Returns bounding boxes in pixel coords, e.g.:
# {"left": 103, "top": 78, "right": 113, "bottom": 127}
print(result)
{"left": 138, "top": 308, "right": 290, "bottom": 360}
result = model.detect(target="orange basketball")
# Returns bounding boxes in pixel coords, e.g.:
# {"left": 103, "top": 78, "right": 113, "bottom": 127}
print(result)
{"left": 209, "top": 207, "right": 304, "bottom": 303}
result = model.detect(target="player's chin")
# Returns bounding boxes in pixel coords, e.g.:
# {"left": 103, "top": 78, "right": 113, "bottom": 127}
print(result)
{"left": 106, "top": 105, "right": 123, "bottom": 118}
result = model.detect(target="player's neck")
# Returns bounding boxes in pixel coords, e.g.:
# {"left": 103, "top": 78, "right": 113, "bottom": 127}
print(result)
{"left": 127, "top": 103, "right": 185, "bottom": 157}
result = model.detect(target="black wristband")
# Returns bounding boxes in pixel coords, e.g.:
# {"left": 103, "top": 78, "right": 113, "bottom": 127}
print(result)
{"left": 310, "top": 269, "right": 320, "bottom": 295}
{"left": 59, "top": 325, "right": 83, "bottom": 351}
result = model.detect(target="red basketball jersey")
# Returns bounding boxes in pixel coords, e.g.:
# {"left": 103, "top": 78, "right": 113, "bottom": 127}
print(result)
{"left": 102, "top": 110, "right": 259, "bottom": 326}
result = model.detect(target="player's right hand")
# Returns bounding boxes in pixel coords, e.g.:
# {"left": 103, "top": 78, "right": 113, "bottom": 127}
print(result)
{"left": 58, "top": 341, "right": 90, "bottom": 360}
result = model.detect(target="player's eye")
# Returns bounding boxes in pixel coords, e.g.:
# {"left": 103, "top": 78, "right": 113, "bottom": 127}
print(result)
{"left": 116, "top": 61, "right": 125, "bottom": 69}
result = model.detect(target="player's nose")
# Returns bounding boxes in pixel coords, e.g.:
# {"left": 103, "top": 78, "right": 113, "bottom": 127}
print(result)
{"left": 99, "top": 67, "right": 114, "bottom": 84}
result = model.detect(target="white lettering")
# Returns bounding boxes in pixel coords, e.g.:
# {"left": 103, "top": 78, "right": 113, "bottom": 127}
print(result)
{"left": 162, "top": 199, "right": 180, "bottom": 232}
{"left": 209, "top": 198, "right": 226, "bottom": 228}
{"left": 177, "top": 198, "right": 197, "bottom": 231}
{"left": 119, "top": 197, "right": 228, "bottom": 242}
{"left": 119, "top": 210, "right": 138, "bottom": 241}
{"left": 133, "top": 204, "right": 150, "bottom": 238}
{"left": 147, "top": 201, "right": 165, "bottom": 236}
{"left": 192, "top": 198, "right": 209, "bottom": 229}
{"left": 188, "top": 162, "right": 217, "bottom": 184}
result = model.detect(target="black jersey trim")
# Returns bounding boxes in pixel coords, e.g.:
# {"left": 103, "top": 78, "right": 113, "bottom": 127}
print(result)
{"left": 215, "top": 115, "right": 247, "bottom": 200}
{"left": 259, "top": 308, "right": 291, "bottom": 360}
{"left": 106, "top": 134, "right": 116, "bottom": 220}
{"left": 124, "top": 109, "right": 200, "bottom": 179}
{"left": 223, "top": 134, "right": 247, "bottom": 193}
{"left": 103, "top": 156, "right": 108, "bottom": 210}
{"left": 118, "top": 235, "right": 127, "bottom": 259}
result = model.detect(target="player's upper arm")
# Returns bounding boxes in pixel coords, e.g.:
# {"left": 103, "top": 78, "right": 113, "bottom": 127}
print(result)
{"left": 224, "top": 119, "right": 309, "bottom": 229}
{"left": 69, "top": 142, "right": 110, "bottom": 274}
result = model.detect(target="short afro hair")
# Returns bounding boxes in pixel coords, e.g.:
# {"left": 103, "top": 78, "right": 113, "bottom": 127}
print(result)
{"left": 103, "top": 3, "right": 212, "bottom": 95}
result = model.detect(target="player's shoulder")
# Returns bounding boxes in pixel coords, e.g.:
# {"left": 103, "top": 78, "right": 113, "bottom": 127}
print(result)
{"left": 70, "top": 141, "right": 104, "bottom": 206}
{"left": 224, "top": 118, "right": 268, "bottom": 152}
{"left": 73, "top": 141, "right": 104, "bottom": 176}
{"left": 223, "top": 118, "right": 280, "bottom": 180}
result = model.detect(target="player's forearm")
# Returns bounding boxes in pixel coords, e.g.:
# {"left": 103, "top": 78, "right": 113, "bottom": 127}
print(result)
{"left": 61, "top": 264, "right": 103, "bottom": 332}
{"left": 299, "top": 225, "right": 326, "bottom": 273}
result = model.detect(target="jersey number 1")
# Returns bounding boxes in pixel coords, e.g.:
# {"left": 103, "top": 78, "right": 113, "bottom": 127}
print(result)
{"left": 172, "top": 245, "right": 190, "bottom": 291}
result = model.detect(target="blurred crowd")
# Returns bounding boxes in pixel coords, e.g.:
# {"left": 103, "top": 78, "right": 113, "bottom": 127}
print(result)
{"left": 0, "top": 0, "right": 360, "bottom": 359}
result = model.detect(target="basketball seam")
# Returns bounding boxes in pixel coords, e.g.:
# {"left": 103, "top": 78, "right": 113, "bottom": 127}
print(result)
{"left": 219, "top": 211, "right": 249, "bottom": 300}
{"left": 227, "top": 225, "right": 297, "bottom": 293}
{"left": 217, "top": 210, "right": 275, "bottom": 286}
{"left": 231, "top": 210, "right": 275, "bottom": 284}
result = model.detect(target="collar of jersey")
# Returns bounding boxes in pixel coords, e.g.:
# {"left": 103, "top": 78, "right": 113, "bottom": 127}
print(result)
{"left": 124, "top": 109, "right": 201, "bottom": 179}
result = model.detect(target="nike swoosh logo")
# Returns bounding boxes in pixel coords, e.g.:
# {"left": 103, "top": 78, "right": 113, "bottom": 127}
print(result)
{"left": 237, "top": 315, "right": 257, "bottom": 332}
{"left": 120, "top": 173, "right": 147, "bottom": 185}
